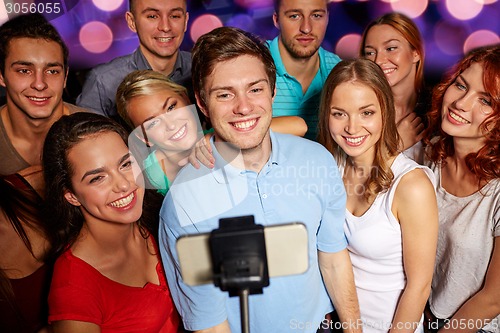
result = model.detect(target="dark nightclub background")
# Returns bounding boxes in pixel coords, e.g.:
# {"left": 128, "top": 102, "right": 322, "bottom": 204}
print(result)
{"left": 0, "top": 0, "right": 499, "bottom": 103}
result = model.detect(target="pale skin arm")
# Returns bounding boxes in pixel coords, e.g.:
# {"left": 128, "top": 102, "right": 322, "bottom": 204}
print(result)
{"left": 397, "top": 112, "right": 424, "bottom": 150}
{"left": 270, "top": 116, "right": 308, "bottom": 137}
{"left": 390, "top": 169, "right": 439, "bottom": 333}
{"left": 52, "top": 320, "right": 100, "bottom": 333}
{"left": 439, "top": 236, "right": 500, "bottom": 333}
{"left": 318, "top": 249, "right": 362, "bottom": 333}
{"left": 194, "top": 320, "right": 231, "bottom": 333}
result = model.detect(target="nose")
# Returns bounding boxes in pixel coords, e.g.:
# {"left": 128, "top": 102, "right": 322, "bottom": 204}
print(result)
{"left": 157, "top": 16, "right": 171, "bottom": 32}
{"left": 113, "top": 172, "right": 131, "bottom": 193}
{"left": 374, "top": 52, "right": 386, "bottom": 66}
{"left": 31, "top": 71, "right": 48, "bottom": 91}
{"left": 454, "top": 90, "right": 475, "bottom": 113}
{"left": 300, "top": 17, "right": 312, "bottom": 34}
{"left": 345, "top": 117, "right": 360, "bottom": 135}
{"left": 234, "top": 94, "right": 253, "bottom": 116}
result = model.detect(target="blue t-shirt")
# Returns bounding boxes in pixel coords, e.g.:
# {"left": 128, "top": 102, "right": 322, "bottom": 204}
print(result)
{"left": 159, "top": 131, "right": 347, "bottom": 332}
{"left": 267, "top": 37, "right": 341, "bottom": 140}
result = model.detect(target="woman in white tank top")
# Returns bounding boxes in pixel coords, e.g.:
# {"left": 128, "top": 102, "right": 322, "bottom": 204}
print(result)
{"left": 317, "top": 59, "right": 438, "bottom": 333}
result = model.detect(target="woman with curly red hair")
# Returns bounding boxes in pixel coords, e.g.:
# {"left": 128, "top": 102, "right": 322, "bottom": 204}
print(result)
{"left": 423, "top": 44, "right": 500, "bottom": 332}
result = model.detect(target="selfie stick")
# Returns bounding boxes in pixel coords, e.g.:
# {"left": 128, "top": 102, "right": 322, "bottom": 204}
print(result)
{"left": 210, "top": 215, "right": 270, "bottom": 333}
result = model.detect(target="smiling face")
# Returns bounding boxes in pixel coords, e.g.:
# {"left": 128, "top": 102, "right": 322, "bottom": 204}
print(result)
{"left": 363, "top": 24, "right": 420, "bottom": 90}
{"left": 126, "top": 0, "right": 188, "bottom": 62}
{"left": 328, "top": 81, "right": 383, "bottom": 163}
{"left": 0, "top": 37, "right": 67, "bottom": 120}
{"left": 127, "top": 89, "right": 198, "bottom": 153}
{"left": 273, "top": 0, "right": 328, "bottom": 59}
{"left": 441, "top": 62, "right": 493, "bottom": 148}
{"left": 198, "top": 55, "right": 273, "bottom": 153}
{"left": 63, "top": 131, "right": 144, "bottom": 226}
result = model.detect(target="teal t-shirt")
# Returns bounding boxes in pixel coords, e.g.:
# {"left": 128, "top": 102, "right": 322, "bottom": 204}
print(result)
{"left": 143, "top": 151, "right": 171, "bottom": 196}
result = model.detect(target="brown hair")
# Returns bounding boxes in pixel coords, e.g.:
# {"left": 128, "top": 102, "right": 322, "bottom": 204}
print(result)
{"left": 317, "top": 58, "right": 400, "bottom": 201}
{"left": 191, "top": 26, "right": 276, "bottom": 109}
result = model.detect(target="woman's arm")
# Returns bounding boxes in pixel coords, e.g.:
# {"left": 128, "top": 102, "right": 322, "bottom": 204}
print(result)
{"left": 439, "top": 236, "right": 500, "bottom": 333}
{"left": 391, "top": 168, "right": 439, "bottom": 333}
{"left": 270, "top": 116, "right": 307, "bottom": 137}
{"left": 52, "top": 320, "right": 100, "bottom": 333}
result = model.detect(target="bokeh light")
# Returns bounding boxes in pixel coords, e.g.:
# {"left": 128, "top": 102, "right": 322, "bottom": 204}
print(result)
{"left": 189, "top": 14, "right": 223, "bottom": 44}
{"left": 445, "top": 0, "right": 483, "bottom": 20}
{"left": 0, "top": 3, "right": 8, "bottom": 26}
{"left": 335, "top": 34, "right": 362, "bottom": 60}
{"left": 473, "top": 0, "right": 497, "bottom": 4}
{"left": 92, "top": 0, "right": 124, "bottom": 12}
{"left": 463, "top": 30, "right": 500, "bottom": 53}
{"left": 79, "top": 21, "right": 114, "bottom": 54}
{"left": 390, "top": 0, "right": 429, "bottom": 18}
{"left": 234, "top": 0, "right": 271, "bottom": 9}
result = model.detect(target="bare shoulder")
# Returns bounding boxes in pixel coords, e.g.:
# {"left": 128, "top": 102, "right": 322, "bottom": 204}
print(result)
{"left": 396, "top": 168, "right": 434, "bottom": 198}
{"left": 392, "top": 168, "right": 437, "bottom": 218}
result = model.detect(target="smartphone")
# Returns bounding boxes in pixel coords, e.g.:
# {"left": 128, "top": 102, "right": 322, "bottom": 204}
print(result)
{"left": 176, "top": 222, "right": 309, "bottom": 286}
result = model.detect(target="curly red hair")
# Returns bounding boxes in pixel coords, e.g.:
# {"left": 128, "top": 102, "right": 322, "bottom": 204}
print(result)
{"left": 423, "top": 44, "right": 500, "bottom": 182}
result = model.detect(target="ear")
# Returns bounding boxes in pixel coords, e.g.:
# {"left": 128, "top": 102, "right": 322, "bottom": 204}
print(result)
{"left": 412, "top": 50, "right": 421, "bottom": 64}
{"left": 195, "top": 93, "right": 209, "bottom": 118}
{"left": 125, "top": 11, "right": 137, "bottom": 33}
{"left": 273, "top": 12, "right": 280, "bottom": 30}
{"left": 64, "top": 190, "right": 82, "bottom": 207}
{"left": 184, "top": 12, "right": 189, "bottom": 32}
{"left": 0, "top": 72, "right": 5, "bottom": 88}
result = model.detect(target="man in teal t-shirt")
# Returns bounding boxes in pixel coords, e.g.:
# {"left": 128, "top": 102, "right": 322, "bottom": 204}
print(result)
{"left": 268, "top": 0, "right": 341, "bottom": 140}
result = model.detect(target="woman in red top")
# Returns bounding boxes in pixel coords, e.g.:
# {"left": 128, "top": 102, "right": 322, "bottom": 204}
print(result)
{"left": 42, "top": 112, "right": 180, "bottom": 333}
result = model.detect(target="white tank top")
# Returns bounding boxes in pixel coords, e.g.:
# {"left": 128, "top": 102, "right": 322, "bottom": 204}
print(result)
{"left": 343, "top": 153, "right": 434, "bottom": 333}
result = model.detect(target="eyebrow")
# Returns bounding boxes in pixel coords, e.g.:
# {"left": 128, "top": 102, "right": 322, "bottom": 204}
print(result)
{"left": 80, "top": 152, "right": 130, "bottom": 181}
{"left": 330, "top": 104, "right": 375, "bottom": 111}
{"left": 141, "top": 96, "right": 173, "bottom": 124}
{"left": 10, "top": 60, "right": 64, "bottom": 68}
{"left": 141, "top": 7, "right": 185, "bottom": 14}
{"left": 283, "top": 9, "right": 327, "bottom": 15}
{"left": 457, "top": 74, "right": 489, "bottom": 96}
{"left": 209, "top": 78, "right": 269, "bottom": 95}
{"left": 365, "top": 39, "right": 401, "bottom": 48}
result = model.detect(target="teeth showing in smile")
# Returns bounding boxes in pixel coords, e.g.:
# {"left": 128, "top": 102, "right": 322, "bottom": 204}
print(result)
{"left": 157, "top": 37, "right": 173, "bottom": 42}
{"left": 171, "top": 125, "right": 186, "bottom": 140}
{"left": 345, "top": 136, "right": 366, "bottom": 145}
{"left": 29, "top": 97, "right": 48, "bottom": 102}
{"left": 449, "top": 110, "right": 470, "bottom": 124}
{"left": 110, "top": 192, "right": 134, "bottom": 208}
{"left": 232, "top": 119, "right": 256, "bottom": 130}
{"left": 383, "top": 68, "right": 395, "bottom": 74}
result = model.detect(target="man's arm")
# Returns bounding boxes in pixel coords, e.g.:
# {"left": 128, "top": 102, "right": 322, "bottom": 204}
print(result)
{"left": 318, "top": 249, "right": 362, "bottom": 333}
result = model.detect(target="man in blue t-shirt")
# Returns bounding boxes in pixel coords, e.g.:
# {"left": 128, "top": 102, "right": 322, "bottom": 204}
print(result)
{"left": 268, "top": 0, "right": 341, "bottom": 140}
{"left": 159, "top": 26, "right": 361, "bottom": 333}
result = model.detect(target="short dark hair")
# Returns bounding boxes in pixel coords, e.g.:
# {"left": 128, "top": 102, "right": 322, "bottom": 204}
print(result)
{"left": 0, "top": 13, "right": 69, "bottom": 74}
{"left": 191, "top": 26, "right": 276, "bottom": 108}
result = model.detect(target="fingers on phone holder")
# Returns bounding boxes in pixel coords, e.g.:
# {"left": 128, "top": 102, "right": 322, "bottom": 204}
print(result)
{"left": 210, "top": 215, "right": 269, "bottom": 333}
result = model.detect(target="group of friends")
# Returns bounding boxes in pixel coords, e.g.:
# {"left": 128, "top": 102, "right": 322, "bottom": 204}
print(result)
{"left": 0, "top": 0, "right": 498, "bottom": 333}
